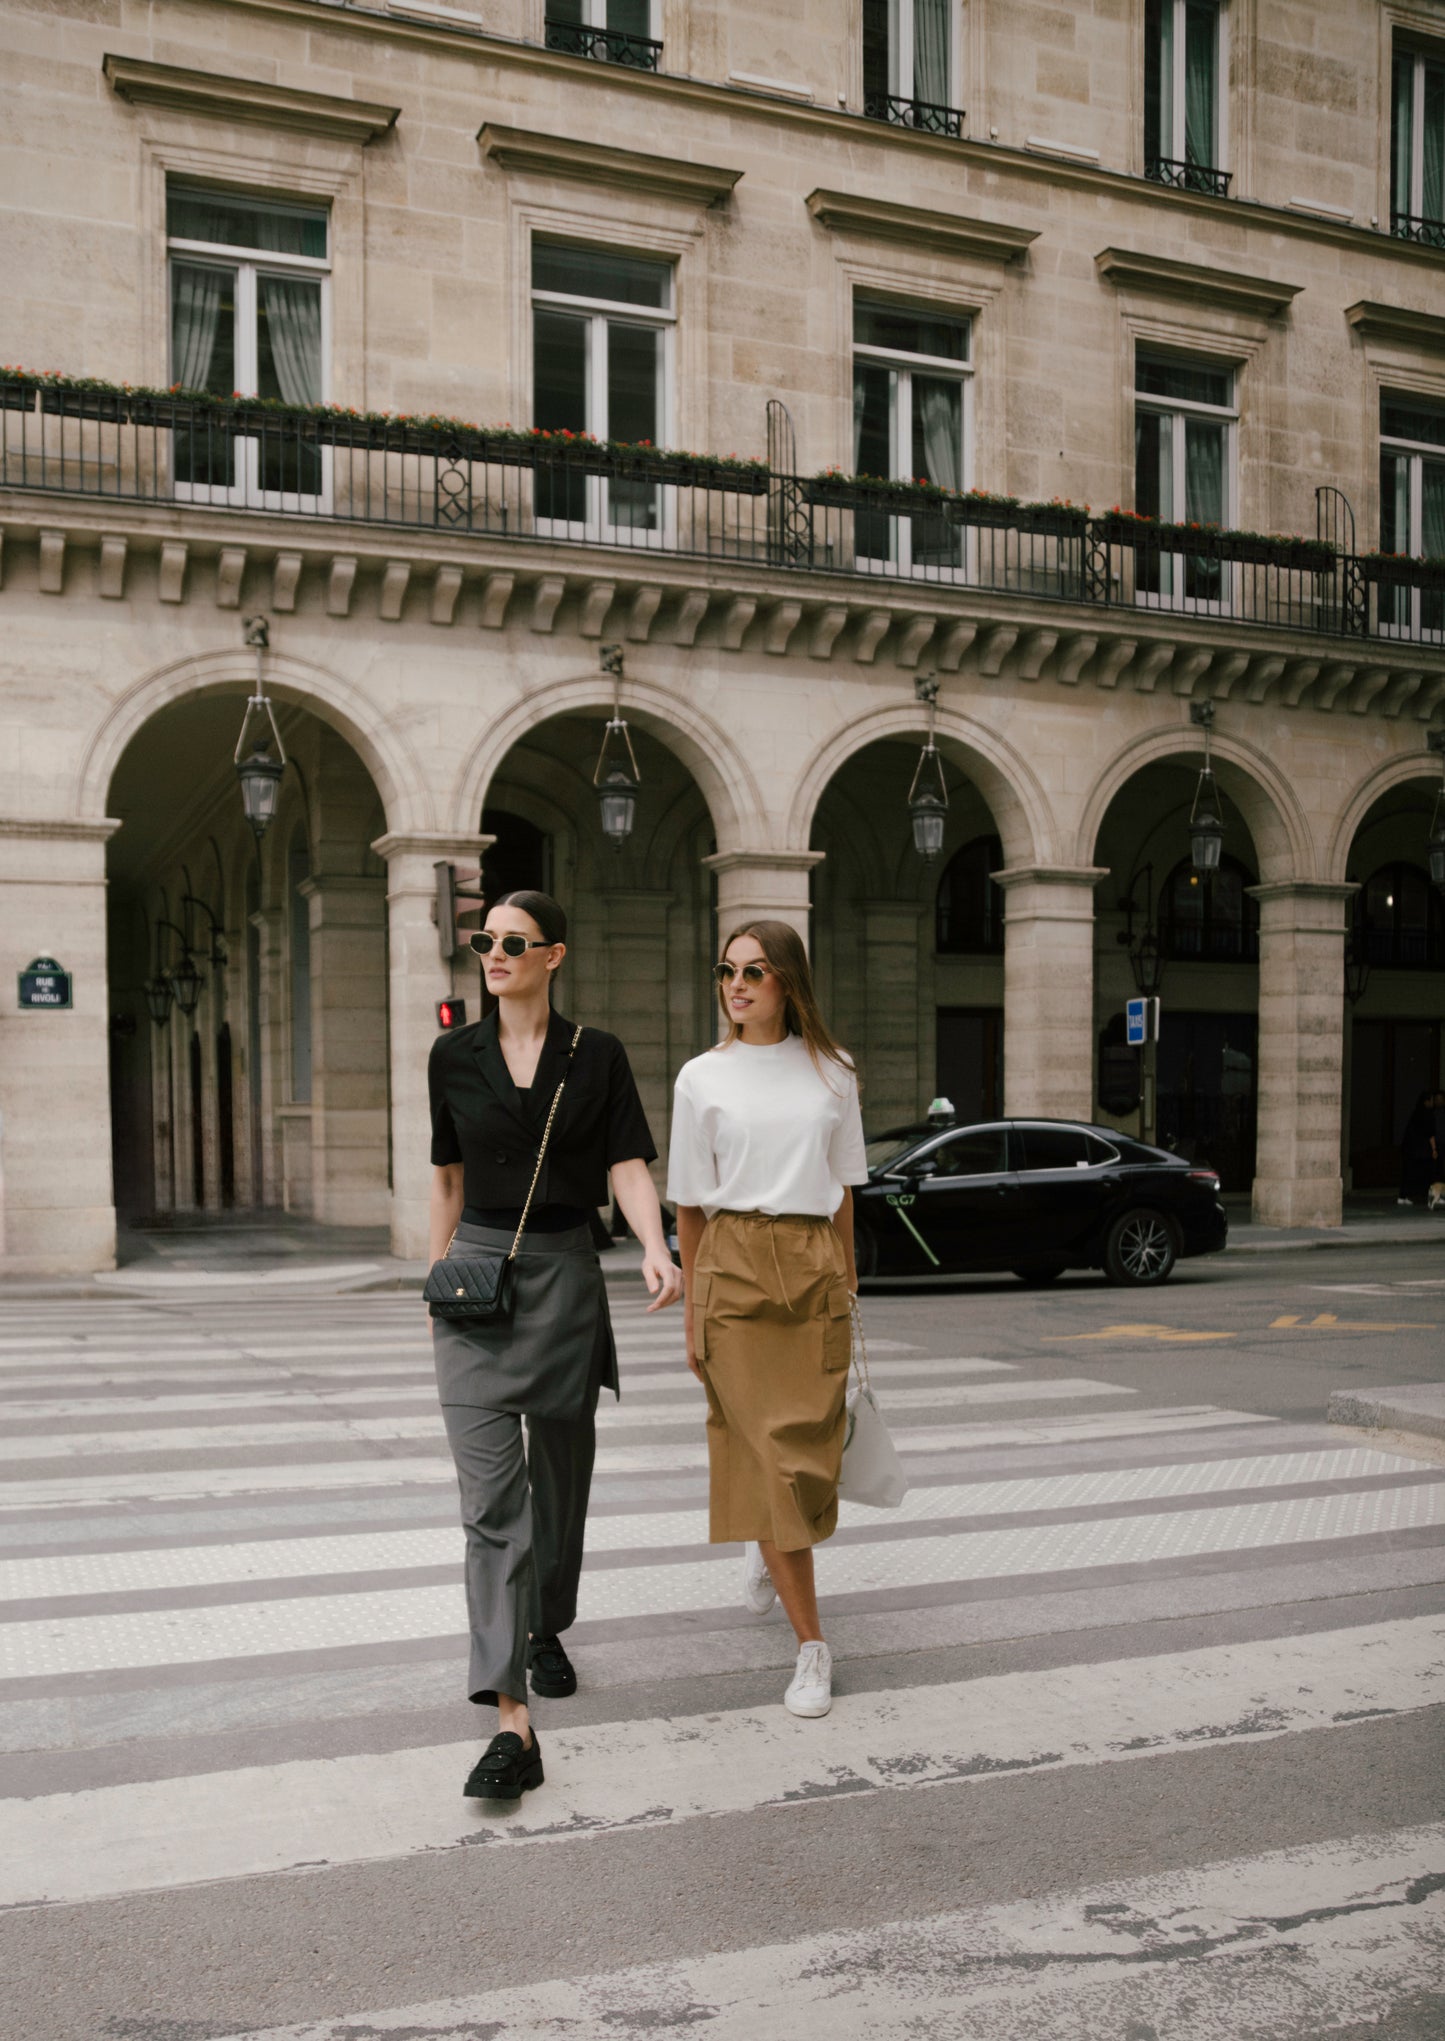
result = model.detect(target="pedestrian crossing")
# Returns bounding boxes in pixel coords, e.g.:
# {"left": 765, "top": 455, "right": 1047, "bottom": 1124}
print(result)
{"left": 0, "top": 1283, "right": 1441, "bottom": 2039}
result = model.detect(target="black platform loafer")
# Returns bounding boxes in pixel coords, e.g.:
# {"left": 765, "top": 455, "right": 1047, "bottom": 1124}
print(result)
{"left": 463, "top": 1730, "right": 543, "bottom": 1800}
{"left": 528, "top": 1633, "right": 577, "bottom": 1698}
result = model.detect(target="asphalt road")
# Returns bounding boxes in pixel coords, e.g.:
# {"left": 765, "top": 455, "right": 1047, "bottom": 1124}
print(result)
{"left": 0, "top": 1241, "right": 1441, "bottom": 2040}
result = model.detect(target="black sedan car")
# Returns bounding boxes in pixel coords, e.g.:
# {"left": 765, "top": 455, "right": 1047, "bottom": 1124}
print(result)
{"left": 854, "top": 1118, "right": 1228, "bottom": 1287}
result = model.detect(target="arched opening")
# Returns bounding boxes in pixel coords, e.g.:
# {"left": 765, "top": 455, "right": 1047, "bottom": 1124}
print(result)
{"left": 105, "top": 692, "right": 390, "bottom": 1243}
{"left": 1342, "top": 779, "right": 1445, "bottom": 1193}
{"left": 1092, "top": 760, "right": 1264, "bottom": 1190}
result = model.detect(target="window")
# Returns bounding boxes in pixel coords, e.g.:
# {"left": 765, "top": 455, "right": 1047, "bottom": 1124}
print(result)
{"left": 1160, "top": 856, "right": 1259, "bottom": 963}
{"left": 1144, "top": 0, "right": 1227, "bottom": 194}
{"left": 853, "top": 299, "right": 971, "bottom": 576}
{"left": 167, "top": 186, "right": 329, "bottom": 505}
{"left": 928, "top": 1126, "right": 1008, "bottom": 1177}
{"left": 1392, "top": 41, "right": 1445, "bottom": 245}
{"left": 1134, "top": 352, "right": 1236, "bottom": 604}
{"left": 1018, "top": 1126, "right": 1093, "bottom": 1171}
{"left": 1380, "top": 394, "right": 1445, "bottom": 639}
{"left": 288, "top": 832, "right": 312, "bottom": 1104}
{"left": 1353, "top": 863, "right": 1445, "bottom": 970}
{"left": 532, "top": 240, "right": 674, "bottom": 537}
{"left": 862, "top": 0, "right": 961, "bottom": 134}
{"left": 545, "top": 0, "right": 660, "bottom": 70}
{"left": 936, "top": 836, "right": 1004, "bottom": 954}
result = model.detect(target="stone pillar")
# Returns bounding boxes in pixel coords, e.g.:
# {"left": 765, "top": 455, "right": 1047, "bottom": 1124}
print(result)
{"left": 248, "top": 903, "right": 285, "bottom": 1208}
{"left": 0, "top": 819, "right": 119, "bottom": 1274}
{"left": 702, "top": 850, "right": 825, "bottom": 952}
{"left": 861, "top": 900, "right": 926, "bottom": 1125}
{"left": 300, "top": 873, "right": 390, "bottom": 1226}
{"left": 1250, "top": 882, "right": 1352, "bottom": 1229}
{"left": 995, "top": 865, "right": 1107, "bottom": 1122}
{"left": 374, "top": 831, "right": 493, "bottom": 1261}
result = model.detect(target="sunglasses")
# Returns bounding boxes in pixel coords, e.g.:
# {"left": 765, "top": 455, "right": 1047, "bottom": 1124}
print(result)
{"left": 713, "top": 961, "right": 772, "bottom": 986}
{"left": 470, "top": 932, "right": 553, "bottom": 958}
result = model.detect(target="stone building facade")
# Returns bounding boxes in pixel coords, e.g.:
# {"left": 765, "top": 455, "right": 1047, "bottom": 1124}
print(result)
{"left": 1, "top": 0, "right": 1443, "bottom": 1275}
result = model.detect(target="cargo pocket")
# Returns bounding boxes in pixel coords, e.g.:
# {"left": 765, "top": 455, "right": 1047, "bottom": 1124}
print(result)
{"left": 822, "top": 1284, "right": 852, "bottom": 1372}
{"left": 690, "top": 1271, "right": 712, "bottom": 1366}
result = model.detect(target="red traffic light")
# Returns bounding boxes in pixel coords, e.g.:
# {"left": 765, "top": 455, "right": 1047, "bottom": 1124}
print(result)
{"left": 435, "top": 998, "right": 467, "bottom": 1030}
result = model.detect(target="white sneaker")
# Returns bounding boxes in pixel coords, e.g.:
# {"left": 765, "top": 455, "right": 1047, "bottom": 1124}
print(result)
{"left": 742, "top": 1541, "right": 776, "bottom": 1614}
{"left": 784, "top": 1640, "right": 833, "bottom": 1718}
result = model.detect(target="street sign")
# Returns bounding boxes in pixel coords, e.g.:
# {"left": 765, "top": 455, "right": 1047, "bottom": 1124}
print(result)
{"left": 18, "top": 957, "right": 72, "bottom": 1010}
{"left": 1126, "top": 996, "right": 1161, "bottom": 1047}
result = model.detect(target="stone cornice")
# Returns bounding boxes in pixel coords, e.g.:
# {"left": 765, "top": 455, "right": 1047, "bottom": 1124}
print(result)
{"left": 477, "top": 124, "right": 742, "bottom": 207}
{"left": 1345, "top": 299, "right": 1445, "bottom": 348}
{"left": 102, "top": 53, "right": 400, "bottom": 144}
{"left": 1096, "top": 248, "right": 1302, "bottom": 319}
{"left": 371, "top": 831, "right": 494, "bottom": 861}
{"left": 806, "top": 190, "right": 1037, "bottom": 264}
{"left": 991, "top": 866, "right": 1111, "bottom": 891}
{"left": 702, "top": 851, "right": 827, "bottom": 875}
{"left": 0, "top": 817, "right": 123, "bottom": 842}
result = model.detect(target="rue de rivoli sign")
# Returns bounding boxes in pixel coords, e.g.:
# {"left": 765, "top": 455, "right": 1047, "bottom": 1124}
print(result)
{"left": 17, "top": 957, "right": 72, "bottom": 1010}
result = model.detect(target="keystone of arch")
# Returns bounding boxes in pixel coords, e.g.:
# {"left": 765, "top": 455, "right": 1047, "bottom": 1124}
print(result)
{"left": 1324, "top": 746, "right": 1445, "bottom": 884}
{"left": 448, "top": 671, "right": 767, "bottom": 850}
{"left": 74, "top": 648, "right": 431, "bottom": 834}
{"left": 785, "top": 701, "right": 1054, "bottom": 867}
{"left": 1073, "top": 722, "right": 1317, "bottom": 884}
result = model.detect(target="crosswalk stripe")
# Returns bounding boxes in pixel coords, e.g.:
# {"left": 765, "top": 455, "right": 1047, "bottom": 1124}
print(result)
{"left": 1, "top": 1616, "right": 1438, "bottom": 1907}
{"left": 6, "top": 1486, "right": 1441, "bottom": 1679}
{"left": 205, "top": 1823, "right": 1445, "bottom": 2041}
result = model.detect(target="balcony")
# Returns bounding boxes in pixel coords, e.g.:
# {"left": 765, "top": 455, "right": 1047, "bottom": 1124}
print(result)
{"left": 1145, "top": 157, "right": 1232, "bottom": 198}
{"left": 862, "top": 93, "right": 964, "bottom": 138}
{"left": 0, "top": 377, "right": 1441, "bottom": 656}
{"left": 543, "top": 17, "right": 661, "bottom": 70}
{"left": 1390, "top": 211, "right": 1445, "bottom": 250}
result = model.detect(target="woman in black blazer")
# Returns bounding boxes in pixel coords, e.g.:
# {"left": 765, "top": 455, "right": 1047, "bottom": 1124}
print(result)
{"left": 428, "top": 890, "right": 681, "bottom": 1800}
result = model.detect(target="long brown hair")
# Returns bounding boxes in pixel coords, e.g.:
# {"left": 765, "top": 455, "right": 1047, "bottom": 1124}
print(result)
{"left": 717, "top": 919, "right": 856, "bottom": 1086}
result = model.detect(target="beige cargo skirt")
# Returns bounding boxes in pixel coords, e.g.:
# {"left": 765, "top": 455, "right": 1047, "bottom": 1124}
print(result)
{"left": 691, "top": 1210, "right": 853, "bottom": 1550}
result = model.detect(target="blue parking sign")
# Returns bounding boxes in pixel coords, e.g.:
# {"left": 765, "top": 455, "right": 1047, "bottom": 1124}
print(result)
{"left": 1126, "top": 997, "right": 1146, "bottom": 1047}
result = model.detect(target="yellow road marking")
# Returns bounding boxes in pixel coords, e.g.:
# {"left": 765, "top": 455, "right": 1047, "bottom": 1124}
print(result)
{"left": 1044, "top": 1324, "right": 1235, "bottom": 1344}
{"left": 1272, "top": 1313, "right": 1437, "bottom": 1332}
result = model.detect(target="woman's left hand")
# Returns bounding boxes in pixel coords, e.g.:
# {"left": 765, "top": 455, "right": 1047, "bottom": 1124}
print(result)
{"left": 640, "top": 1247, "right": 684, "bottom": 1313}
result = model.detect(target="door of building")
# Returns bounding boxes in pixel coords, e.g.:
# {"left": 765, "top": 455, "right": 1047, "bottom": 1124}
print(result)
{"left": 935, "top": 1007, "right": 1003, "bottom": 1122}
{"left": 1350, "top": 1018, "right": 1442, "bottom": 1189}
{"left": 1155, "top": 1011, "right": 1258, "bottom": 1190}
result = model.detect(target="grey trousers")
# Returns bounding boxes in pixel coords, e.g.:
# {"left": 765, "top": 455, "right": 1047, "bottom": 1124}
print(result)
{"left": 441, "top": 1384, "right": 600, "bottom": 1706}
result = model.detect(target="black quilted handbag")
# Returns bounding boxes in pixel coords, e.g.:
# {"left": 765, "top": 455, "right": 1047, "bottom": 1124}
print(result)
{"left": 424, "top": 1026, "right": 582, "bottom": 1323}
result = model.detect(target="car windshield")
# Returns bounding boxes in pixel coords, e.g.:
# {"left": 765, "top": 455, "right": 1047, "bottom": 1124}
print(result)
{"left": 865, "top": 1130, "right": 927, "bottom": 1172}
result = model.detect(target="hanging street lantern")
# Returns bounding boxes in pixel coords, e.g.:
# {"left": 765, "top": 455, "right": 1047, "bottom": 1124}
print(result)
{"left": 234, "top": 616, "right": 287, "bottom": 841}
{"left": 144, "top": 977, "right": 174, "bottom": 1028}
{"left": 592, "top": 644, "right": 642, "bottom": 849}
{"left": 1429, "top": 732, "right": 1445, "bottom": 894}
{"left": 1343, "top": 936, "right": 1370, "bottom": 1006}
{"left": 170, "top": 950, "right": 203, "bottom": 1018}
{"left": 908, "top": 674, "right": 949, "bottom": 861}
{"left": 1188, "top": 700, "right": 1225, "bottom": 873}
{"left": 1130, "top": 927, "right": 1165, "bottom": 997}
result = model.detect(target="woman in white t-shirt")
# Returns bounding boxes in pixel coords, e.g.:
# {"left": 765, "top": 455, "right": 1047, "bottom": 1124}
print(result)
{"left": 667, "top": 918, "right": 868, "bottom": 1719}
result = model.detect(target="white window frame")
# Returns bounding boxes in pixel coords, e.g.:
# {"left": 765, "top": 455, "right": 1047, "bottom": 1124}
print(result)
{"left": 531, "top": 252, "right": 675, "bottom": 544}
{"left": 884, "top": 0, "right": 960, "bottom": 115}
{"left": 853, "top": 310, "right": 973, "bottom": 581}
{"left": 1134, "top": 357, "right": 1237, "bottom": 612}
{"left": 167, "top": 192, "right": 331, "bottom": 514}
{"left": 1151, "top": 0, "right": 1228, "bottom": 175}
{"left": 1379, "top": 410, "right": 1445, "bottom": 644}
{"left": 1394, "top": 43, "right": 1445, "bottom": 225}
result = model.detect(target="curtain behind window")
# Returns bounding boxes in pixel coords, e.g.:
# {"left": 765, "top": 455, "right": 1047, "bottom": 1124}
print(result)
{"left": 259, "top": 275, "right": 322, "bottom": 407}
{"left": 1425, "top": 60, "right": 1445, "bottom": 221}
{"left": 171, "top": 264, "right": 225, "bottom": 393}
{"left": 1393, "top": 52, "right": 1416, "bottom": 216}
{"left": 916, "top": 377, "right": 961, "bottom": 493}
{"left": 913, "top": 0, "right": 949, "bottom": 108}
{"left": 1183, "top": 2, "right": 1217, "bottom": 166}
{"left": 1184, "top": 418, "right": 1224, "bottom": 525}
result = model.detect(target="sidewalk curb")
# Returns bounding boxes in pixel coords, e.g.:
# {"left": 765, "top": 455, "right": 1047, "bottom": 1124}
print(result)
{"left": 1327, "top": 1385, "right": 1445, "bottom": 1445}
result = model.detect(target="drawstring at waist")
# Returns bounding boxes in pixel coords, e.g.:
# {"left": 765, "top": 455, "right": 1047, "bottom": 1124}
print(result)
{"left": 708, "top": 1210, "right": 834, "bottom": 1320}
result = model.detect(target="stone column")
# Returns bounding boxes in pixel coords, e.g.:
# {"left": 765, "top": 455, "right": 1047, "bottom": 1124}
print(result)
{"left": 995, "top": 865, "right": 1107, "bottom": 1122}
{"left": 373, "top": 831, "right": 493, "bottom": 1261}
{"left": 702, "top": 851, "right": 825, "bottom": 951}
{"left": 300, "top": 873, "right": 390, "bottom": 1226}
{"left": 248, "top": 904, "right": 285, "bottom": 1209}
{"left": 861, "top": 900, "right": 927, "bottom": 1126}
{"left": 1250, "top": 881, "right": 1353, "bottom": 1228}
{"left": 0, "top": 819, "right": 119, "bottom": 1274}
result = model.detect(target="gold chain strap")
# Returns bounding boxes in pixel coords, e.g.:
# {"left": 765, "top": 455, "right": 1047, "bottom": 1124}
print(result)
{"left": 508, "top": 1024, "right": 583, "bottom": 1261}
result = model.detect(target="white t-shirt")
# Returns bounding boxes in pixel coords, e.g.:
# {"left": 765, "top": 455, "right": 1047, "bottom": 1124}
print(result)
{"left": 667, "top": 1033, "right": 869, "bottom": 1220}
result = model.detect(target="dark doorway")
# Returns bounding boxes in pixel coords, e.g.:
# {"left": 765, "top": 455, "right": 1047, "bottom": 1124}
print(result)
{"left": 217, "top": 1022, "right": 235, "bottom": 1208}
{"left": 189, "top": 1029, "right": 204, "bottom": 1206}
{"left": 936, "top": 1007, "right": 1004, "bottom": 1122}
{"left": 1350, "top": 1018, "right": 1442, "bottom": 1188}
{"left": 1155, "top": 1011, "right": 1258, "bottom": 1190}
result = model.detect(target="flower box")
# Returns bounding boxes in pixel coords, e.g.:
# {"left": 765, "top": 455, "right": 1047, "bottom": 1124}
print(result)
{"left": 1013, "top": 504, "right": 1089, "bottom": 538}
{"left": 805, "top": 474, "right": 951, "bottom": 514}
{"left": 1360, "top": 553, "right": 1445, "bottom": 592}
{"left": 0, "top": 375, "right": 39, "bottom": 413}
{"left": 38, "top": 383, "right": 128, "bottom": 423}
{"left": 1096, "top": 514, "right": 1334, "bottom": 571}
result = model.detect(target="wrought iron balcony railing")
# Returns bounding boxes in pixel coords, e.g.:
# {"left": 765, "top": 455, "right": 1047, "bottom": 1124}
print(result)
{"left": 863, "top": 93, "right": 964, "bottom": 138}
{"left": 544, "top": 18, "right": 662, "bottom": 70}
{"left": 0, "top": 381, "right": 1439, "bottom": 646}
{"left": 1145, "top": 156, "right": 1232, "bottom": 197}
{"left": 1390, "top": 210, "right": 1445, "bottom": 249}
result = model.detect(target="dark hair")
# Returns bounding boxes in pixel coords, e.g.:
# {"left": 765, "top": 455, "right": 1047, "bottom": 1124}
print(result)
{"left": 492, "top": 889, "right": 567, "bottom": 947}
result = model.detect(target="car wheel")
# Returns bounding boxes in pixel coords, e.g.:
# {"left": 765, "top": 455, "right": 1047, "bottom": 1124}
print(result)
{"left": 854, "top": 1219, "right": 878, "bottom": 1280}
{"left": 1104, "top": 1209, "right": 1178, "bottom": 1286}
{"left": 1012, "top": 1264, "right": 1066, "bottom": 1286}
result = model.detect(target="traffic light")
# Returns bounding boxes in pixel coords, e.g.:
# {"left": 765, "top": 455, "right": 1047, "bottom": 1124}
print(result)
{"left": 435, "top": 997, "right": 467, "bottom": 1030}
{"left": 434, "top": 861, "right": 486, "bottom": 962}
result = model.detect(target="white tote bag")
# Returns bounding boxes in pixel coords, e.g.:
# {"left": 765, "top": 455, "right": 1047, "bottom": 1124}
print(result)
{"left": 837, "top": 1297, "right": 909, "bottom": 1510}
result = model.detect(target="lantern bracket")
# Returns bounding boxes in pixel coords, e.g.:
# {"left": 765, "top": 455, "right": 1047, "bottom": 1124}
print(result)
{"left": 907, "top": 673, "right": 948, "bottom": 806}
{"left": 592, "top": 643, "right": 641, "bottom": 790}
{"left": 234, "top": 615, "right": 287, "bottom": 769}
